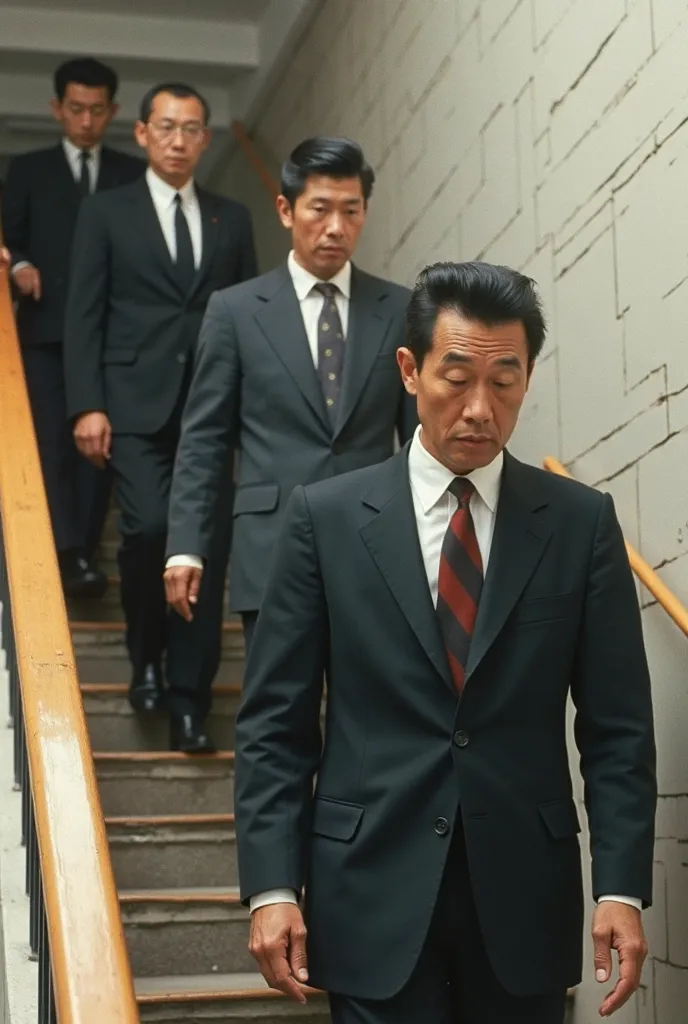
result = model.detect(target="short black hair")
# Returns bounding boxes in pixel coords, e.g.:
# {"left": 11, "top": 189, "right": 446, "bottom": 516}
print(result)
{"left": 280, "top": 137, "right": 375, "bottom": 206}
{"left": 406, "top": 261, "right": 546, "bottom": 369}
{"left": 139, "top": 83, "right": 211, "bottom": 125}
{"left": 54, "top": 58, "right": 118, "bottom": 102}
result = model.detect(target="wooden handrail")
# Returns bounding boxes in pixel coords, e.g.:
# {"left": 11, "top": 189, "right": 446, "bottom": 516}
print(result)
{"left": 231, "top": 120, "right": 280, "bottom": 197}
{"left": 543, "top": 456, "right": 688, "bottom": 637}
{"left": 0, "top": 266, "right": 138, "bottom": 1019}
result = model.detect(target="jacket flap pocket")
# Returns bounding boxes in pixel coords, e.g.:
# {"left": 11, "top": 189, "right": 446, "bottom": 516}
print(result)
{"left": 311, "top": 797, "right": 364, "bottom": 842}
{"left": 233, "top": 483, "right": 280, "bottom": 516}
{"left": 102, "top": 347, "right": 137, "bottom": 365}
{"left": 538, "top": 799, "right": 581, "bottom": 839}
{"left": 515, "top": 593, "right": 575, "bottom": 624}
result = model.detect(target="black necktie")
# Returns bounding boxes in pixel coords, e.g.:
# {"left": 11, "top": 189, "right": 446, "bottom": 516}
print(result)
{"left": 314, "top": 282, "right": 345, "bottom": 426}
{"left": 79, "top": 149, "right": 91, "bottom": 198}
{"left": 174, "top": 193, "right": 196, "bottom": 291}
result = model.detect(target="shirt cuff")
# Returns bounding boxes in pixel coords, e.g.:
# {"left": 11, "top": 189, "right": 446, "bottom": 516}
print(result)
{"left": 11, "top": 261, "right": 31, "bottom": 275}
{"left": 597, "top": 894, "right": 643, "bottom": 911}
{"left": 249, "top": 888, "right": 299, "bottom": 913}
{"left": 165, "top": 555, "right": 203, "bottom": 570}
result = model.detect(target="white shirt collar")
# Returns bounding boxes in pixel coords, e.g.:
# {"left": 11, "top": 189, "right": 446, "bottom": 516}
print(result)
{"left": 408, "top": 424, "right": 503, "bottom": 515}
{"left": 146, "top": 167, "right": 196, "bottom": 208}
{"left": 62, "top": 137, "right": 101, "bottom": 164}
{"left": 287, "top": 249, "right": 352, "bottom": 301}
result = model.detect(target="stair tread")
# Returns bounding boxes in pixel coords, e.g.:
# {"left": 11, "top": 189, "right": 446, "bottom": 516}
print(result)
{"left": 106, "top": 813, "right": 235, "bottom": 826}
{"left": 135, "top": 971, "right": 322, "bottom": 1002}
{"left": 72, "top": 619, "right": 241, "bottom": 632}
{"left": 82, "top": 682, "right": 241, "bottom": 695}
{"left": 94, "top": 750, "right": 235, "bottom": 761}
{"left": 120, "top": 885, "right": 240, "bottom": 903}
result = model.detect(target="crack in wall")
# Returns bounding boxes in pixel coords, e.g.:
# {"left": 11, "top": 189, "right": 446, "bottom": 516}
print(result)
{"left": 549, "top": 20, "right": 625, "bottom": 116}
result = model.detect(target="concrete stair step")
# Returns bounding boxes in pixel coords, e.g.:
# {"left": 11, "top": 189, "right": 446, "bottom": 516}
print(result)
{"left": 94, "top": 752, "right": 235, "bottom": 817}
{"left": 136, "top": 972, "right": 331, "bottom": 1021}
{"left": 82, "top": 684, "right": 241, "bottom": 751}
{"left": 121, "top": 887, "right": 254, "bottom": 978}
{"left": 68, "top": 574, "right": 232, "bottom": 616}
{"left": 107, "top": 814, "right": 238, "bottom": 890}
{"left": 77, "top": 656, "right": 244, "bottom": 685}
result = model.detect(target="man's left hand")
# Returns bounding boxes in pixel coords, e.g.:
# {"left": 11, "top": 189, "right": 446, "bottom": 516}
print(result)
{"left": 592, "top": 902, "right": 648, "bottom": 1017}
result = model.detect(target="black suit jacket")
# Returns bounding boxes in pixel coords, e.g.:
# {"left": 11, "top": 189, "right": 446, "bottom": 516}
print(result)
{"left": 63, "top": 176, "right": 257, "bottom": 434}
{"left": 166, "top": 263, "right": 418, "bottom": 611}
{"left": 234, "top": 446, "right": 657, "bottom": 1000}
{"left": 0, "top": 144, "right": 144, "bottom": 345}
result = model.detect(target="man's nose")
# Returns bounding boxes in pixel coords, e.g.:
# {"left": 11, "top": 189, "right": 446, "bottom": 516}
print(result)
{"left": 463, "top": 385, "right": 492, "bottom": 423}
{"left": 326, "top": 214, "right": 344, "bottom": 237}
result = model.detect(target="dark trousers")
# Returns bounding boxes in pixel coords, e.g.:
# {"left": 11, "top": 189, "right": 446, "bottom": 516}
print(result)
{"left": 21, "top": 343, "right": 111, "bottom": 556}
{"left": 242, "top": 611, "right": 259, "bottom": 657}
{"left": 109, "top": 394, "right": 233, "bottom": 719}
{"left": 329, "top": 825, "right": 567, "bottom": 1024}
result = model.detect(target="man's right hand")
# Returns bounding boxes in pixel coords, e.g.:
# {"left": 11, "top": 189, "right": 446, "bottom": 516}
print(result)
{"left": 249, "top": 903, "right": 309, "bottom": 1004}
{"left": 73, "top": 411, "right": 112, "bottom": 469}
{"left": 164, "top": 564, "right": 204, "bottom": 622}
{"left": 12, "top": 264, "right": 41, "bottom": 300}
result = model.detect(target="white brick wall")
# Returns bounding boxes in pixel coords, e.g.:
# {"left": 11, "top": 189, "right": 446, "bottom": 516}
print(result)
{"left": 214, "top": 1, "right": 688, "bottom": 1018}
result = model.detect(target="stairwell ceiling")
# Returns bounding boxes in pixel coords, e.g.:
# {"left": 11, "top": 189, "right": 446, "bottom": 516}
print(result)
{"left": 0, "top": 0, "right": 315, "bottom": 181}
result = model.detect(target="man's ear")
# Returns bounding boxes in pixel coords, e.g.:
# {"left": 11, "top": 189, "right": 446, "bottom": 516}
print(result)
{"left": 397, "top": 347, "right": 419, "bottom": 396}
{"left": 276, "top": 194, "right": 294, "bottom": 230}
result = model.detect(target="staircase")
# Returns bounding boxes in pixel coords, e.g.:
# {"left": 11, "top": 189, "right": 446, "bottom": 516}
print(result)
{"left": 68, "top": 516, "right": 330, "bottom": 1023}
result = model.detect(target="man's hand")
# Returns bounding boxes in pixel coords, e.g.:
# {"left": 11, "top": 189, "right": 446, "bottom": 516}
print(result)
{"left": 13, "top": 264, "right": 41, "bottom": 300}
{"left": 249, "top": 904, "right": 309, "bottom": 1004}
{"left": 73, "top": 411, "right": 112, "bottom": 469}
{"left": 164, "top": 564, "right": 203, "bottom": 621}
{"left": 592, "top": 902, "right": 648, "bottom": 1017}
{"left": 0, "top": 248, "right": 10, "bottom": 272}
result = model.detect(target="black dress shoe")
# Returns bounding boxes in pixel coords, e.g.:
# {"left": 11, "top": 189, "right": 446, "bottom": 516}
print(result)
{"left": 59, "top": 550, "right": 108, "bottom": 600}
{"left": 170, "top": 715, "right": 216, "bottom": 754}
{"left": 129, "top": 664, "right": 167, "bottom": 714}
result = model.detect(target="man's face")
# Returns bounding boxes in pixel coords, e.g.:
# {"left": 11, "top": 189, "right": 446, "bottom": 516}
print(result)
{"left": 398, "top": 309, "right": 532, "bottom": 474}
{"left": 277, "top": 175, "right": 367, "bottom": 279}
{"left": 135, "top": 92, "right": 210, "bottom": 186}
{"left": 51, "top": 83, "right": 117, "bottom": 149}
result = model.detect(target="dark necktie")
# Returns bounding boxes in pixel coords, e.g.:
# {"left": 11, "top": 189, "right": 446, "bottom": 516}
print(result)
{"left": 174, "top": 192, "right": 196, "bottom": 291}
{"left": 315, "top": 282, "right": 345, "bottom": 427}
{"left": 436, "top": 478, "right": 484, "bottom": 695}
{"left": 79, "top": 149, "right": 91, "bottom": 198}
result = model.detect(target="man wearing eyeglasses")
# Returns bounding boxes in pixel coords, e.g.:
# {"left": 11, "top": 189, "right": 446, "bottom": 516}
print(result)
{"left": 1, "top": 58, "right": 144, "bottom": 600}
{"left": 64, "top": 83, "right": 257, "bottom": 752}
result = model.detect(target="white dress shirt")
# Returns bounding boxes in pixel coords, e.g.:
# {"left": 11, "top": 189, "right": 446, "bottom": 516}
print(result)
{"left": 145, "top": 167, "right": 202, "bottom": 269}
{"left": 249, "top": 427, "right": 641, "bottom": 913}
{"left": 165, "top": 250, "right": 352, "bottom": 573}
{"left": 12, "top": 138, "right": 101, "bottom": 275}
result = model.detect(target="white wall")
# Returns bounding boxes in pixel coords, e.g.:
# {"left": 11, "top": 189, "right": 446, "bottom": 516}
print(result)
{"left": 214, "top": 1, "right": 688, "bottom": 1019}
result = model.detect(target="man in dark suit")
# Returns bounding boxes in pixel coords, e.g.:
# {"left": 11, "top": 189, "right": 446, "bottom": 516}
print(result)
{"left": 64, "top": 83, "right": 257, "bottom": 752}
{"left": 164, "top": 137, "right": 417, "bottom": 652}
{"left": 234, "top": 262, "right": 657, "bottom": 1023}
{"left": 1, "top": 58, "right": 143, "bottom": 597}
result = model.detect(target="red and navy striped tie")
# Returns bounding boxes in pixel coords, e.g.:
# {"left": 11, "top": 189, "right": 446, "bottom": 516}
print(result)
{"left": 437, "top": 478, "right": 483, "bottom": 694}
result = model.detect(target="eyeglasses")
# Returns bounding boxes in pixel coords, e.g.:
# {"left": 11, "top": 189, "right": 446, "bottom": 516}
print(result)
{"left": 147, "top": 121, "right": 206, "bottom": 143}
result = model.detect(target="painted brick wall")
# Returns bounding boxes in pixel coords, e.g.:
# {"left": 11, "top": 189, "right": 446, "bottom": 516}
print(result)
{"left": 214, "top": 2, "right": 688, "bottom": 1019}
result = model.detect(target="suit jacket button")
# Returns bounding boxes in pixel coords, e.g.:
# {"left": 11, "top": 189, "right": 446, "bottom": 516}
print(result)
{"left": 177, "top": 353, "right": 186, "bottom": 364}
{"left": 434, "top": 817, "right": 450, "bottom": 836}
{"left": 454, "top": 730, "right": 469, "bottom": 748}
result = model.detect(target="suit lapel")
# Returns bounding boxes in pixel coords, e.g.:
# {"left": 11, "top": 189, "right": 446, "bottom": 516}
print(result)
{"left": 334, "top": 267, "right": 391, "bottom": 438}
{"left": 52, "top": 145, "right": 81, "bottom": 208}
{"left": 464, "top": 452, "right": 552, "bottom": 683}
{"left": 127, "top": 178, "right": 182, "bottom": 297}
{"left": 254, "top": 266, "right": 331, "bottom": 433}
{"left": 95, "top": 148, "right": 119, "bottom": 191}
{"left": 360, "top": 447, "right": 454, "bottom": 691}
{"left": 188, "top": 187, "right": 220, "bottom": 300}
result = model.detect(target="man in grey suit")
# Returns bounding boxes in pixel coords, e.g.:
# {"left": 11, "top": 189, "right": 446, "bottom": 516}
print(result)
{"left": 165, "top": 137, "right": 417, "bottom": 650}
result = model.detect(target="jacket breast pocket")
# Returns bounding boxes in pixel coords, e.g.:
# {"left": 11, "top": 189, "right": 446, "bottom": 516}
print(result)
{"left": 233, "top": 483, "right": 280, "bottom": 516}
{"left": 102, "top": 347, "right": 138, "bottom": 366}
{"left": 514, "top": 593, "right": 575, "bottom": 625}
{"left": 538, "top": 799, "right": 581, "bottom": 840}
{"left": 311, "top": 796, "right": 364, "bottom": 843}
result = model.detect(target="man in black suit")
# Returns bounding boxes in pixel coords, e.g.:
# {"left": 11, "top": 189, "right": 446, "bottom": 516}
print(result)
{"left": 1, "top": 58, "right": 143, "bottom": 597}
{"left": 164, "top": 137, "right": 417, "bottom": 652}
{"left": 64, "top": 83, "right": 257, "bottom": 752}
{"left": 234, "top": 262, "right": 657, "bottom": 1023}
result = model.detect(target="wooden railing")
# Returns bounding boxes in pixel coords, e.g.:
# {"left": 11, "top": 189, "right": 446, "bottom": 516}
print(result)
{"left": 0, "top": 261, "right": 138, "bottom": 1020}
{"left": 544, "top": 456, "right": 688, "bottom": 637}
{"left": 231, "top": 120, "right": 279, "bottom": 196}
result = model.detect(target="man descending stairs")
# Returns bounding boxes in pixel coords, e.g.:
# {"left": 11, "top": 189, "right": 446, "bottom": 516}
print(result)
{"left": 70, "top": 513, "right": 330, "bottom": 1022}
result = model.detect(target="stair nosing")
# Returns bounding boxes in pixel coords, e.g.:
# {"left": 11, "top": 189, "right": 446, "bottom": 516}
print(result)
{"left": 72, "top": 619, "right": 241, "bottom": 633}
{"left": 93, "top": 750, "right": 235, "bottom": 762}
{"left": 81, "top": 682, "right": 241, "bottom": 695}
{"left": 120, "top": 885, "right": 240, "bottom": 904}
{"left": 105, "top": 813, "right": 235, "bottom": 826}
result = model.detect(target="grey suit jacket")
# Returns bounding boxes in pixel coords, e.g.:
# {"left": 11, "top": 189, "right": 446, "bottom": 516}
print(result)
{"left": 166, "top": 262, "right": 417, "bottom": 611}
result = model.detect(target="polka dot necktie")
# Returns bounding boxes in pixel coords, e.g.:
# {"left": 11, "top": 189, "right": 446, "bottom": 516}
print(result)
{"left": 314, "top": 282, "right": 345, "bottom": 427}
